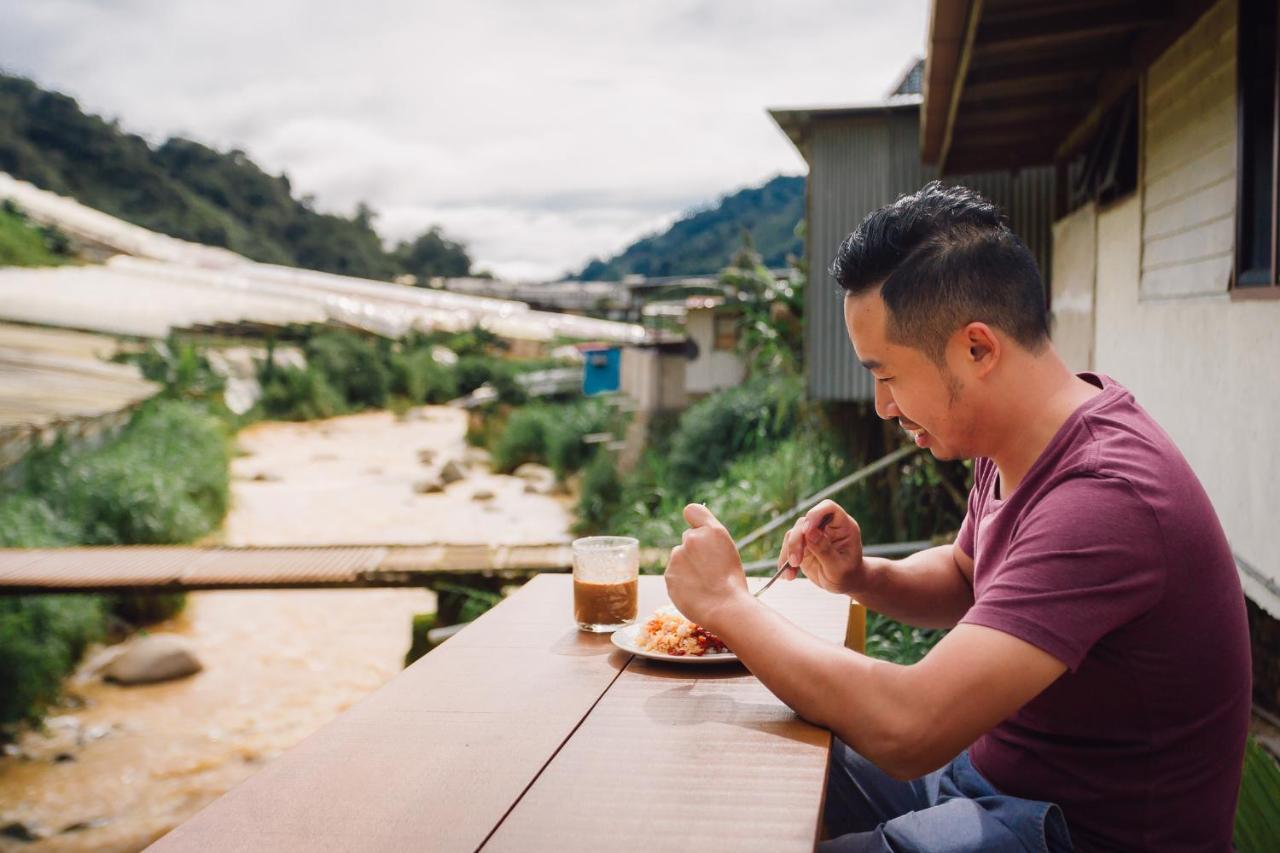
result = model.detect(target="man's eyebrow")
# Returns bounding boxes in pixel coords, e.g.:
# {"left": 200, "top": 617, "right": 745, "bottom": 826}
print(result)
{"left": 859, "top": 358, "right": 883, "bottom": 370}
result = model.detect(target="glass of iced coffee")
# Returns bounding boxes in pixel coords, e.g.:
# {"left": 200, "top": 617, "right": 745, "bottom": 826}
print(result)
{"left": 572, "top": 536, "right": 639, "bottom": 632}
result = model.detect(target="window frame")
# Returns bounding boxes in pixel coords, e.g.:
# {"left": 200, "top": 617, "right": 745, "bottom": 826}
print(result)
{"left": 1233, "top": 0, "right": 1280, "bottom": 299}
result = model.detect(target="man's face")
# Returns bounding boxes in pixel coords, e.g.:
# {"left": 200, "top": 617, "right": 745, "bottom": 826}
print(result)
{"left": 843, "top": 290, "right": 976, "bottom": 461}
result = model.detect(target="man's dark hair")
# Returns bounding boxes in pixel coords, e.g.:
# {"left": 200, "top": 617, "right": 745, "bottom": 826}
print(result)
{"left": 830, "top": 181, "right": 1049, "bottom": 364}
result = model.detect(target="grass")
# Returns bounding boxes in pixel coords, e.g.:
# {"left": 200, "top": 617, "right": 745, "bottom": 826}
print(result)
{"left": 0, "top": 201, "right": 72, "bottom": 267}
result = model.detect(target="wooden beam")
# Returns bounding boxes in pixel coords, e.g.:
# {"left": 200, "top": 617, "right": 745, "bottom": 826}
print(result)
{"left": 955, "top": 99, "right": 1096, "bottom": 128}
{"left": 977, "top": 2, "right": 1172, "bottom": 44}
{"left": 938, "top": 0, "right": 985, "bottom": 173}
{"left": 963, "top": 70, "right": 1098, "bottom": 102}
{"left": 1054, "top": 0, "right": 1218, "bottom": 161}
{"left": 976, "top": 23, "right": 1147, "bottom": 59}
{"left": 980, "top": 0, "right": 1150, "bottom": 26}
{"left": 922, "top": 0, "right": 973, "bottom": 163}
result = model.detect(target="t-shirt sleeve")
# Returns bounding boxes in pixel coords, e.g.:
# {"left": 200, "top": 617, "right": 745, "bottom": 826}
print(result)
{"left": 960, "top": 475, "right": 1166, "bottom": 672}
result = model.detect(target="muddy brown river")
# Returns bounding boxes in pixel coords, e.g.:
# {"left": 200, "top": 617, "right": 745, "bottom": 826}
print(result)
{"left": 0, "top": 407, "right": 573, "bottom": 851}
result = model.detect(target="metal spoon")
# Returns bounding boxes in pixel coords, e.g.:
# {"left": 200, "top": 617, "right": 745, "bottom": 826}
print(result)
{"left": 753, "top": 511, "right": 835, "bottom": 598}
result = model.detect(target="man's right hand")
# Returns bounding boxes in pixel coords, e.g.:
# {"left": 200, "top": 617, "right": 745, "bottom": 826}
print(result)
{"left": 778, "top": 499, "right": 867, "bottom": 596}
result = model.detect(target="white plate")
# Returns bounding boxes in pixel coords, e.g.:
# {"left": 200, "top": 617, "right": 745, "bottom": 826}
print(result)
{"left": 610, "top": 623, "right": 739, "bottom": 665}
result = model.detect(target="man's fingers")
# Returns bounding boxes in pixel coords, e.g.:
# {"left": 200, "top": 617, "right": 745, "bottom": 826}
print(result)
{"left": 683, "top": 502, "right": 724, "bottom": 530}
{"left": 783, "top": 514, "right": 803, "bottom": 568}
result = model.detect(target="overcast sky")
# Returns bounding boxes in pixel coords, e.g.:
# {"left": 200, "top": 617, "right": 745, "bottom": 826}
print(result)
{"left": 1, "top": 0, "right": 927, "bottom": 280}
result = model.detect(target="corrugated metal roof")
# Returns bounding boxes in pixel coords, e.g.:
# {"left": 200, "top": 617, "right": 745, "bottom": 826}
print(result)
{"left": 790, "top": 109, "right": 1055, "bottom": 402}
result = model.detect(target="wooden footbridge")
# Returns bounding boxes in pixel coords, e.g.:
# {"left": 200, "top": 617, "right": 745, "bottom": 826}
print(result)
{"left": 0, "top": 543, "right": 671, "bottom": 595}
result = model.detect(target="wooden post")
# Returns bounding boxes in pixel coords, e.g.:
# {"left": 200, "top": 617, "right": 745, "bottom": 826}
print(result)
{"left": 844, "top": 599, "right": 867, "bottom": 654}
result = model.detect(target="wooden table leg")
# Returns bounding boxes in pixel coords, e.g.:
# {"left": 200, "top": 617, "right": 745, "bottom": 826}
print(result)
{"left": 844, "top": 599, "right": 866, "bottom": 653}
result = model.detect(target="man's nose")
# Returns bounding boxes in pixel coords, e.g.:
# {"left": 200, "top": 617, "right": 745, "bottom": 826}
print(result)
{"left": 873, "top": 381, "right": 900, "bottom": 421}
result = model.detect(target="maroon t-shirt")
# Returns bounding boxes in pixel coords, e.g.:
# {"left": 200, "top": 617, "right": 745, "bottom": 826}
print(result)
{"left": 956, "top": 373, "right": 1250, "bottom": 852}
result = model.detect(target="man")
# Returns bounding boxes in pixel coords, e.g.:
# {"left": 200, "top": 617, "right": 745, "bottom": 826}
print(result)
{"left": 664, "top": 182, "right": 1250, "bottom": 851}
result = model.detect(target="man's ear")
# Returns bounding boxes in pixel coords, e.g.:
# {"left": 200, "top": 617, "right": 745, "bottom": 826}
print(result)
{"left": 962, "top": 322, "right": 1000, "bottom": 376}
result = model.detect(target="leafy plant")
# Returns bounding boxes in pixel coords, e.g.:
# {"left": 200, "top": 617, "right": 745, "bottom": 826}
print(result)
{"left": 865, "top": 611, "right": 946, "bottom": 665}
{"left": 665, "top": 375, "right": 805, "bottom": 492}
{"left": 1234, "top": 737, "right": 1280, "bottom": 852}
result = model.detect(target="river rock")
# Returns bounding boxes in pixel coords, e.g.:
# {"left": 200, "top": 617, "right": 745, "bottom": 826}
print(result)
{"left": 439, "top": 458, "right": 467, "bottom": 484}
{"left": 513, "top": 463, "right": 552, "bottom": 481}
{"left": 103, "top": 634, "right": 203, "bottom": 685}
{"left": 416, "top": 448, "right": 437, "bottom": 465}
{"left": 471, "top": 488, "right": 495, "bottom": 502}
{"left": 464, "top": 447, "right": 491, "bottom": 470}
{"left": 1, "top": 820, "right": 47, "bottom": 842}
{"left": 514, "top": 463, "right": 556, "bottom": 494}
{"left": 60, "top": 817, "right": 110, "bottom": 834}
{"left": 413, "top": 476, "right": 445, "bottom": 494}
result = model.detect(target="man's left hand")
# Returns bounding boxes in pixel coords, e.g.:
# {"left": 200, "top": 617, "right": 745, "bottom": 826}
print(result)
{"left": 664, "top": 503, "right": 750, "bottom": 629}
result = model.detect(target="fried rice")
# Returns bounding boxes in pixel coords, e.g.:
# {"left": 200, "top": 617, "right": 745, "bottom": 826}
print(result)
{"left": 635, "top": 605, "right": 730, "bottom": 656}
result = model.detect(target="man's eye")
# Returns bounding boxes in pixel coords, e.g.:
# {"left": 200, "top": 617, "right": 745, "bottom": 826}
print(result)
{"left": 877, "top": 377, "right": 893, "bottom": 384}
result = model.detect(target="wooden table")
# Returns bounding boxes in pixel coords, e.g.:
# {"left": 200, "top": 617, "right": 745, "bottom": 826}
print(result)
{"left": 148, "top": 575, "right": 855, "bottom": 852}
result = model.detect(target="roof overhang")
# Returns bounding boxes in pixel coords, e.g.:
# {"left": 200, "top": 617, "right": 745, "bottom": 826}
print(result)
{"left": 921, "top": 0, "right": 1219, "bottom": 175}
{"left": 768, "top": 96, "right": 922, "bottom": 163}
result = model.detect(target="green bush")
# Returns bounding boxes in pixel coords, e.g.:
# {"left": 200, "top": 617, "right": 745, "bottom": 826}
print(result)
{"left": 545, "top": 399, "right": 611, "bottom": 480}
{"left": 0, "top": 596, "right": 106, "bottom": 730}
{"left": 304, "top": 331, "right": 390, "bottom": 409}
{"left": 489, "top": 399, "right": 612, "bottom": 479}
{"left": 389, "top": 348, "right": 458, "bottom": 404}
{"left": 26, "top": 401, "right": 232, "bottom": 545}
{"left": 666, "top": 376, "right": 804, "bottom": 491}
{"left": 0, "top": 399, "right": 231, "bottom": 736}
{"left": 0, "top": 496, "right": 78, "bottom": 547}
{"left": 455, "top": 356, "right": 526, "bottom": 405}
{"left": 490, "top": 405, "right": 555, "bottom": 473}
{"left": 116, "top": 335, "right": 226, "bottom": 402}
{"left": 574, "top": 452, "right": 622, "bottom": 535}
{"left": 259, "top": 365, "right": 346, "bottom": 421}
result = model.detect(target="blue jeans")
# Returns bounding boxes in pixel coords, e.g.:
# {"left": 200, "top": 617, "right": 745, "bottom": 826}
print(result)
{"left": 820, "top": 740, "right": 1073, "bottom": 852}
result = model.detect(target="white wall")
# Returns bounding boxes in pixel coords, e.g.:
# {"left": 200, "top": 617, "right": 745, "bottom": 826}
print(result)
{"left": 1050, "top": 0, "right": 1280, "bottom": 616}
{"left": 1093, "top": 196, "right": 1280, "bottom": 617}
{"left": 685, "top": 308, "right": 746, "bottom": 395}
{"left": 1050, "top": 203, "right": 1098, "bottom": 372}
{"left": 620, "top": 347, "right": 687, "bottom": 414}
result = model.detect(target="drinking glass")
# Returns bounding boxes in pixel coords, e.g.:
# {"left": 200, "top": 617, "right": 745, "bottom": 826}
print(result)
{"left": 572, "top": 536, "right": 639, "bottom": 632}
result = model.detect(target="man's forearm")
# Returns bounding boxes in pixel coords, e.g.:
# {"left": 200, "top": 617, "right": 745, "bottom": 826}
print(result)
{"left": 855, "top": 545, "right": 973, "bottom": 629}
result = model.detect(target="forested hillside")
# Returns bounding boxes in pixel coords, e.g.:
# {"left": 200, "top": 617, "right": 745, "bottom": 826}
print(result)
{"left": 577, "top": 175, "right": 803, "bottom": 280}
{"left": 0, "top": 73, "right": 471, "bottom": 281}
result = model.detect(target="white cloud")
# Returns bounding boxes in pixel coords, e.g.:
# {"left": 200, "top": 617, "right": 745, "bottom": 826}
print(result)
{"left": 0, "top": 0, "right": 927, "bottom": 279}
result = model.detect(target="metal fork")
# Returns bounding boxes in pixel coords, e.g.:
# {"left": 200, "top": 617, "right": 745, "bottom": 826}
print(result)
{"left": 752, "top": 511, "right": 834, "bottom": 598}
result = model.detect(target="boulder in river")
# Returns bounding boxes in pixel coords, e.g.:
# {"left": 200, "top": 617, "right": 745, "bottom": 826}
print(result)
{"left": 514, "top": 463, "right": 556, "bottom": 494}
{"left": 439, "top": 458, "right": 467, "bottom": 484}
{"left": 1, "top": 820, "right": 47, "bottom": 842}
{"left": 103, "top": 634, "right": 203, "bottom": 685}
{"left": 413, "top": 477, "right": 445, "bottom": 494}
